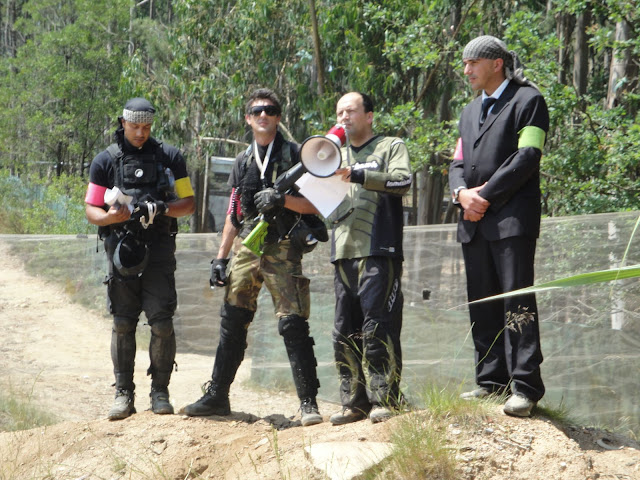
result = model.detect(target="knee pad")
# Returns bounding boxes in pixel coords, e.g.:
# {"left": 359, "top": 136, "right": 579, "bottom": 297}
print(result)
{"left": 220, "top": 303, "right": 254, "bottom": 344}
{"left": 113, "top": 316, "right": 137, "bottom": 335}
{"left": 278, "top": 315, "right": 310, "bottom": 345}
{"left": 150, "top": 317, "right": 174, "bottom": 338}
{"left": 363, "top": 330, "right": 390, "bottom": 370}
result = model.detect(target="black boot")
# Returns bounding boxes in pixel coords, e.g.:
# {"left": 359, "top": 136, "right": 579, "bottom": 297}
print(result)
{"left": 147, "top": 318, "right": 176, "bottom": 415}
{"left": 110, "top": 317, "right": 137, "bottom": 420}
{"left": 108, "top": 388, "right": 136, "bottom": 420}
{"left": 183, "top": 382, "right": 230, "bottom": 416}
{"left": 279, "top": 315, "right": 321, "bottom": 398}
{"left": 150, "top": 387, "right": 174, "bottom": 415}
{"left": 300, "top": 398, "right": 322, "bottom": 426}
{"left": 184, "top": 304, "right": 253, "bottom": 417}
{"left": 279, "top": 315, "right": 323, "bottom": 426}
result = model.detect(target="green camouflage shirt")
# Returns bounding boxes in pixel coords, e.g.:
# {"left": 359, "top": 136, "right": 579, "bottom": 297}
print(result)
{"left": 331, "top": 135, "right": 411, "bottom": 262}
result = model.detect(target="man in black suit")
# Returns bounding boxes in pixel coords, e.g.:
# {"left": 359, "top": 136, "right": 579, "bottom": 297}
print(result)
{"left": 448, "top": 35, "right": 549, "bottom": 417}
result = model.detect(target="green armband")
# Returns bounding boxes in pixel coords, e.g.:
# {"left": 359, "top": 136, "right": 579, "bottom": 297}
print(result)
{"left": 518, "top": 126, "right": 546, "bottom": 150}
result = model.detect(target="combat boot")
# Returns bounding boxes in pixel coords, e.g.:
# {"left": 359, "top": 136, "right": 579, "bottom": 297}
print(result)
{"left": 300, "top": 398, "right": 323, "bottom": 426}
{"left": 183, "top": 382, "right": 230, "bottom": 417}
{"left": 150, "top": 387, "right": 174, "bottom": 415}
{"left": 369, "top": 405, "right": 393, "bottom": 423}
{"left": 329, "top": 407, "right": 367, "bottom": 425}
{"left": 108, "top": 388, "right": 136, "bottom": 420}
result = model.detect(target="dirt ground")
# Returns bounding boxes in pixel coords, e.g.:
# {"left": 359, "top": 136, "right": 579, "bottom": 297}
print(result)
{"left": 1, "top": 239, "right": 640, "bottom": 480}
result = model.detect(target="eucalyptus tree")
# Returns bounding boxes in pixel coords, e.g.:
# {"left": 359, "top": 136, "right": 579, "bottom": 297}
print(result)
{"left": 0, "top": 0, "right": 130, "bottom": 176}
{"left": 0, "top": 0, "right": 28, "bottom": 58}
{"left": 120, "top": 0, "right": 318, "bottom": 230}
{"left": 537, "top": 0, "right": 640, "bottom": 216}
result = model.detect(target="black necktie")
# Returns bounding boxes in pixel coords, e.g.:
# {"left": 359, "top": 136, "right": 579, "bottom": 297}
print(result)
{"left": 479, "top": 97, "right": 497, "bottom": 126}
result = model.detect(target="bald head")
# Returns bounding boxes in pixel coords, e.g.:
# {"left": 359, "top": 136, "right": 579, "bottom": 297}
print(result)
{"left": 336, "top": 92, "right": 374, "bottom": 147}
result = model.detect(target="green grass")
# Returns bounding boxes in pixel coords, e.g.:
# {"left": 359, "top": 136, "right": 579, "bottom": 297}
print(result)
{"left": 0, "top": 387, "right": 57, "bottom": 433}
{"left": 353, "top": 386, "right": 480, "bottom": 479}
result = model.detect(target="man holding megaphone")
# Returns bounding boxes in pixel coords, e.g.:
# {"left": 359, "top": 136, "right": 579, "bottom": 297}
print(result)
{"left": 183, "top": 88, "right": 325, "bottom": 427}
{"left": 329, "top": 92, "right": 412, "bottom": 425}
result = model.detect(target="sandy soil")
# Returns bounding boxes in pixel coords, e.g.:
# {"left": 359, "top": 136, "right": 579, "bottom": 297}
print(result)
{"left": 1, "top": 239, "right": 639, "bottom": 480}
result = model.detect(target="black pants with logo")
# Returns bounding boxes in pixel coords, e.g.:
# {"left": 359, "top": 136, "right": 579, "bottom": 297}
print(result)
{"left": 332, "top": 256, "right": 403, "bottom": 412}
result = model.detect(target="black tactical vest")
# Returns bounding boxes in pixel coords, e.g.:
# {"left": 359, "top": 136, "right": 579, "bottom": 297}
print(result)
{"left": 107, "top": 141, "right": 175, "bottom": 233}
{"left": 237, "top": 140, "right": 294, "bottom": 236}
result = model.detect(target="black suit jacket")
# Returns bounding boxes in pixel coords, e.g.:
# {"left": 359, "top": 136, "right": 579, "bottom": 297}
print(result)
{"left": 449, "top": 81, "right": 549, "bottom": 244}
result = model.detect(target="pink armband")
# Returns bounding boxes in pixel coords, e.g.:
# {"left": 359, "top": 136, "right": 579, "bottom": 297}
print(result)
{"left": 453, "top": 138, "right": 463, "bottom": 161}
{"left": 85, "top": 182, "right": 107, "bottom": 206}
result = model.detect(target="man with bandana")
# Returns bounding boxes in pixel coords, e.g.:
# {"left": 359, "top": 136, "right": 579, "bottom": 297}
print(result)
{"left": 449, "top": 35, "right": 549, "bottom": 417}
{"left": 85, "top": 97, "right": 195, "bottom": 420}
{"left": 183, "top": 88, "right": 325, "bottom": 427}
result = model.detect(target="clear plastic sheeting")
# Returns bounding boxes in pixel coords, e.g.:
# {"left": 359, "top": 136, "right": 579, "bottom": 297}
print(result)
{"left": 2, "top": 210, "right": 640, "bottom": 435}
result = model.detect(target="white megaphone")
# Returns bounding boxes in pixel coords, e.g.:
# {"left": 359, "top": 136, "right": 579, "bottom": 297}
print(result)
{"left": 273, "top": 125, "right": 347, "bottom": 191}
{"left": 299, "top": 124, "right": 346, "bottom": 177}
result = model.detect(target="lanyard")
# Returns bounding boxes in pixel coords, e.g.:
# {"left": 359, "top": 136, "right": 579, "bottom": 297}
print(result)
{"left": 253, "top": 139, "right": 274, "bottom": 180}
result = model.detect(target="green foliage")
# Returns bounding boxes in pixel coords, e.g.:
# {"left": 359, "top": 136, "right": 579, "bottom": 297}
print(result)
{"left": 0, "top": 171, "right": 92, "bottom": 234}
{"left": 0, "top": 0, "right": 129, "bottom": 176}
{"left": 1, "top": 0, "right": 640, "bottom": 231}
{"left": 542, "top": 103, "right": 640, "bottom": 215}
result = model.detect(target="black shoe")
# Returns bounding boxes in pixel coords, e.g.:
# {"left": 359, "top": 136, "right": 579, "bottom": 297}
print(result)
{"left": 108, "top": 389, "right": 136, "bottom": 420}
{"left": 183, "top": 382, "right": 231, "bottom": 417}
{"left": 150, "top": 387, "right": 174, "bottom": 415}
{"left": 300, "top": 398, "right": 323, "bottom": 426}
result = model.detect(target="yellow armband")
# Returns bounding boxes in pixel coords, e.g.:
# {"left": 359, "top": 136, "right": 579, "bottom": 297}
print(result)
{"left": 175, "top": 177, "right": 195, "bottom": 199}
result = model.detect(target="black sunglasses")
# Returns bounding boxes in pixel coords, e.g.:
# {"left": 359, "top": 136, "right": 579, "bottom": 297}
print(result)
{"left": 249, "top": 105, "right": 280, "bottom": 117}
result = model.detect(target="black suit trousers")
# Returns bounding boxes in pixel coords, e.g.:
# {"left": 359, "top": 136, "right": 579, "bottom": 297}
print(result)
{"left": 461, "top": 233, "right": 545, "bottom": 401}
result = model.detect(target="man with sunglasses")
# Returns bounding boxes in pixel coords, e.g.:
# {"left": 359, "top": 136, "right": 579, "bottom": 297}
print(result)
{"left": 183, "top": 88, "right": 325, "bottom": 426}
{"left": 449, "top": 35, "right": 548, "bottom": 417}
{"left": 328, "top": 92, "right": 412, "bottom": 425}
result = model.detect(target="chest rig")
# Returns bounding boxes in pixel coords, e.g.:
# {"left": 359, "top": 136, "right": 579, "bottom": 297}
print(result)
{"left": 107, "top": 141, "right": 175, "bottom": 233}
{"left": 237, "top": 141, "right": 294, "bottom": 219}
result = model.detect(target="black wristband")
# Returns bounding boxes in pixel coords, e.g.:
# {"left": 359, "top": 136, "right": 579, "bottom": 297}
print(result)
{"left": 350, "top": 168, "right": 365, "bottom": 185}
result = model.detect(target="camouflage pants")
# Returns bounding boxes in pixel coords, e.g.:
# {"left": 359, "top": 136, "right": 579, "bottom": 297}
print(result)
{"left": 224, "top": 237, "right": 310, "bottom": 319}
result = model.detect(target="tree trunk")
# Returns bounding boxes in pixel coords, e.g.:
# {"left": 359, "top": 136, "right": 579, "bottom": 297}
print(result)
{"left": 3, "top": 0, "right": 17, "bottom": 58}
{"left": 556, "top": 12, "right": 574, "bottom": 85}
{"left": 189, "top": 169, "right": 201, "bottom": 233}
{"left": 194, "top": 108, "right": 206, "bottom": 233}
{"left": 417, "top": 0, "right": 460, "bottom": 225}
{"left": 308, "top": 0, "right": 324, "bottom": 97}
{"left": 128, "top": 5, "right": 134, "bottom": 57}
{"left": 606, "top": 19, "right": 630, "bottom": 110}
{"left": 573, "top": 7, "right": 590, "bottom": 98}
{"left": 416, "top": 167, "right": 429, "bottom": 225}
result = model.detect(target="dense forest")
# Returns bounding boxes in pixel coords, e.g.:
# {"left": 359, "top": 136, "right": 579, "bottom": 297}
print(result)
{"left": 0, "top": 0, "right": 639, "bottom": 233}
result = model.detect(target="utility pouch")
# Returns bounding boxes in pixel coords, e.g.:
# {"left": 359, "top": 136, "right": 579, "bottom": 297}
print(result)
{"left": 103, "top": 229, "right": 120, "bottom": 258}
{"left": 98, "top": 225, "right": 110, "bottom": 241}
{"left": 286, "top": 214, "right": 328, "bottom": 254}
{"left": 302, "top": 214, "right": 329, "bottom": 242}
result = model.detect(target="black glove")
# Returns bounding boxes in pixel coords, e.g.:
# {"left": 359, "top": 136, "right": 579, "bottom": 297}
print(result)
{"left": 210, "top": 258, "right": 230, "bottom": 288}
{"left": 131, "top": 200, "right": 168, "bottom": 224}
{"left": 254, "top": 188, "right": 285, "bottom": 214}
